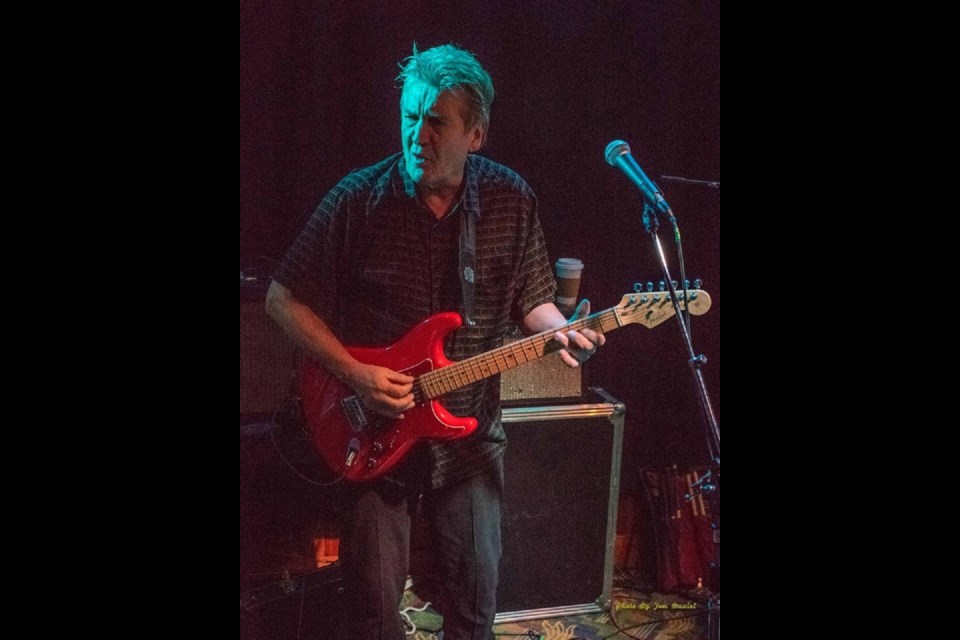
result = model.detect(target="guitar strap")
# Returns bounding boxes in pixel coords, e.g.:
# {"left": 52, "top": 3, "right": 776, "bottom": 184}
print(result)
{"left": 459, "top": 205, "right": 477, "bottom": 328}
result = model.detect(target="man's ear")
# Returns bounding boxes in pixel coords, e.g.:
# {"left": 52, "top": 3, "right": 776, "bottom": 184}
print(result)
{"left": 469, "top": 126, "right": 484, "bottom": 152}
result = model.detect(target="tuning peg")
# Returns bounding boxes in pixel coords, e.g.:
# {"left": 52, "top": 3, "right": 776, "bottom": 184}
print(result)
{"left": 646, "top": 282, "right": 653, "bottom": 292}
{"left": 633, "top": 282, "right": 642, "bottom": 293}
{"left": 693, "top": 278, "right": 702, "bottom": 289}
{"left": 658, "top": 280, "right": 666, "bottom": 292}
{"left": 684, "top": 279, "right": 690, "bottom": 290}
{"left": 671, "top": 280, "right": 678, "bottom": 290}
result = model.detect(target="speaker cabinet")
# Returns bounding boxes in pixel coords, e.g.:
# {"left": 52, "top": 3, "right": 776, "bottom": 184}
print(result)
{"left": 240, "top": 282, "right": 297, "bottom": 417}
{"left": 240, "top": 429, "right": 344, "bottom": 640}
{"left": 495, "top": 388, "right": 625, "bottom": 623}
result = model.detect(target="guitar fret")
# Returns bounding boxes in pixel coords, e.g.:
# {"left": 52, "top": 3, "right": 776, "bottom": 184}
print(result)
{"left": 534, "top": 335, "right": 549, "bottom": 357}
{"left": 502, "top": 345, "right": 517, "bottom": 369}
{"left": 467, "top": 358, "right": 483, "bottom": 381}
{"left": 424, "top": 374, "right": 439, "bottom": 399}
{"left": 509, "top": 341, "right": 528, "bottom": 365}
{"left": 501, "top": 347, "right": 514, "bottom": 370}
{"left": 523, "top": 340, "right": 538, "bottom": 360}
{"left": 480, "top": 355, "right": 495, "bottom": 376}
{"left": 444, "top": 370, "right": 458, "bottom": 393}
{"left": 494, "top": 348, "right": 509, "bottom": 372}
{"left": 443, "top": 369, "right": 456, "bottom": 391}
{"left": 436, "top": 372, "right": 452, "bottom": 395}
{"left": 418, "top": 374, "right": 429, "bottom": 397}
{"left": 498, "top": 346, "right": 511, "bottom": 368}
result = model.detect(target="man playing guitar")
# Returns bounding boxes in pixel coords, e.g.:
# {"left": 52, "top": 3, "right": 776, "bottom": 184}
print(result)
{"left": 266, "top": 43, "right": 604, "bottom": 640}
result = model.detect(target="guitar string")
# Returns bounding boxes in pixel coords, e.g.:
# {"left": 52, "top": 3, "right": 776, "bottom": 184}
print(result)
{"left": 423, "top": 316, "right": 589, "bottom": 395}
{"left": 417, "top": 309, "right": 620, "bottom": 399}
{"left": 414, "top": 290, "right": 704, "bottom": 398}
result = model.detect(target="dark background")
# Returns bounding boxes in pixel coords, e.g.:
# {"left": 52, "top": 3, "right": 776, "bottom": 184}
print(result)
{"left": 240, "top": 0, "right": 720, "bottom": 491}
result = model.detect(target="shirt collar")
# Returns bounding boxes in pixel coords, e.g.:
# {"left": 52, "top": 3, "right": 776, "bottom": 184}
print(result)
{"left": 392, "top": 154, "right": 482, "bottom": 220}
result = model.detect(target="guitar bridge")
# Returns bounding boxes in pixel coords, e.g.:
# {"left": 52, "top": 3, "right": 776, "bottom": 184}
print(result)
{"left": 341, "top": 395, "right": 368, "bottom": 432}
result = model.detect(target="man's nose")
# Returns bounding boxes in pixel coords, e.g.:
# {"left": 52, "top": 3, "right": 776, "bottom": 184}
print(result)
{"left": 412, "top": 118, "right": 428, "bottom": 145}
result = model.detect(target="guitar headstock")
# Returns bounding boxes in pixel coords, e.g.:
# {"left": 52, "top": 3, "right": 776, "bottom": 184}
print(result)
{"left": 614, "top": 287, "right": 712, "bottom": 329}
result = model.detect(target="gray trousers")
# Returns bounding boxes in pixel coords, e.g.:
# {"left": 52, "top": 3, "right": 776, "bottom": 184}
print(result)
{"left": 337, "top": 459, "right": 503, "bottom": 640}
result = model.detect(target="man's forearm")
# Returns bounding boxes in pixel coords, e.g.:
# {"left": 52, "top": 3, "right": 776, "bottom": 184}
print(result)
{"left": 265, "top": 280, "right": 358, "bottom": 381}
{"left": 520, "top": 302, "right": 569, "bottom": 335}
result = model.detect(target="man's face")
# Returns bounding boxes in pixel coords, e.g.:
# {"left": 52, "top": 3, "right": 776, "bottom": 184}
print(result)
{"left": 401, "top": 80, "right": 484, "bottom": 191}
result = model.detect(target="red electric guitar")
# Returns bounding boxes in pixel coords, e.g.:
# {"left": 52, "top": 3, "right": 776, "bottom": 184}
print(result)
{"left": 299, "top": 288, "right": 712, "bottom": 482}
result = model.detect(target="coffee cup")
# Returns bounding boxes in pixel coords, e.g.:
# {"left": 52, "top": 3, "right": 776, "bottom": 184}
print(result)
{"left": 555, "top": 258, "right": 584, "bottom": 312}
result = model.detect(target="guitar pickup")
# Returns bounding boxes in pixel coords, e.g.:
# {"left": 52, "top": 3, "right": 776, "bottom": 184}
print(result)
{"left": 341, "top": 396, "right": 368, "bottom": 432}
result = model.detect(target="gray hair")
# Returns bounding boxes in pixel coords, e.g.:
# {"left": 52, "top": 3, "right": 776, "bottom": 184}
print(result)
{"left": 397, "top": 43, "right": 495, "bottom": 142}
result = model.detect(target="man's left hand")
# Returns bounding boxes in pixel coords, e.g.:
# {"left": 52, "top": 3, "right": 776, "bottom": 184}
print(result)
{"left": 554, "top": 299, "right": 606, "bottom": 368}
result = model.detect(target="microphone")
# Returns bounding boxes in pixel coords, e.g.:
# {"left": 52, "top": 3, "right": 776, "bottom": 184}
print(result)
{"left": 604, "top": 140, "right": 672, "bottom": 215}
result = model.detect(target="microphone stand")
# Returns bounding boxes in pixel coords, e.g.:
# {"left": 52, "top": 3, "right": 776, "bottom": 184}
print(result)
{"left": 641, "top": 202, "right": 719, "bottom": 459}
{"left": 641, "top": 200, "right": 720, "bottom": 639}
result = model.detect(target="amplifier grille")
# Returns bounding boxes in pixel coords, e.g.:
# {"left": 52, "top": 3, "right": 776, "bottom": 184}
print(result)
{"left": 499, "top": 327, "right": 581, "bottom": 403}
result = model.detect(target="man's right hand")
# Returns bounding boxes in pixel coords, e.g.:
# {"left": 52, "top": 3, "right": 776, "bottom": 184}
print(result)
{"left": 265, "top": 282, "right": 416, "bottom": 418}
{"left": 342, "top": 362, "right": 416, "bottom": 419}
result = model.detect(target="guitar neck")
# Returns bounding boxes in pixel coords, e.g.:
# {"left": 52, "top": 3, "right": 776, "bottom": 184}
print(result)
{"left": 417, "top": 307, "right": 622, "bottom": 399}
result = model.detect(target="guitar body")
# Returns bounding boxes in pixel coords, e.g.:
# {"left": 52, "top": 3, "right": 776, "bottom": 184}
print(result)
{"left": 298, "top": 312, "right": 479, "bottom": 483}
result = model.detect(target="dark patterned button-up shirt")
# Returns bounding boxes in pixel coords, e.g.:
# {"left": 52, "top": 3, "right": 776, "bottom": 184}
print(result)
{"left": 274, "top": 152, "right": 556, "bottom": 489}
